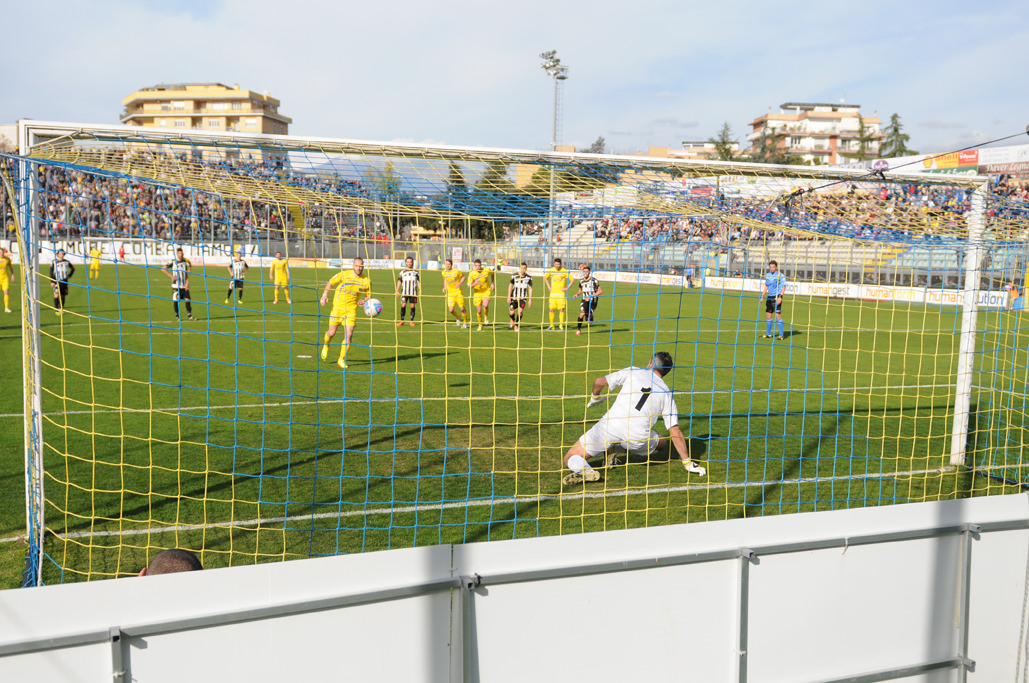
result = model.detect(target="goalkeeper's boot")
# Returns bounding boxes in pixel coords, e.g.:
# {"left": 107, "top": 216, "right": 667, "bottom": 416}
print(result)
{"left": 682, "top": 460, "right": 707, "bottom": 477}
{"left": 337, "top": 359, "right": 347, "bottom": 370}
{"left": 562, "top": 469, "right": 601, "bottom": 486}
{"left": 320, "top": 345, "right": 329, "bottom": 361}
{"left": 606, "top": 455, "right": 623, "bottom": 467}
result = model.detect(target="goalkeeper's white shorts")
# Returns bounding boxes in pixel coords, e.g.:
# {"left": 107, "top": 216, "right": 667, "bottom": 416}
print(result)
{"left": 580, "top": 418, "right": 661, "bottom": 458}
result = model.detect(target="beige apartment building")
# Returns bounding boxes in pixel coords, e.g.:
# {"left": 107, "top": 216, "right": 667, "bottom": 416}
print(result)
{"left": 747, "top": 102, "right": 881, "bottom": 164}
{"left": 121, "top": 83, "right": 292, "bottom": 136}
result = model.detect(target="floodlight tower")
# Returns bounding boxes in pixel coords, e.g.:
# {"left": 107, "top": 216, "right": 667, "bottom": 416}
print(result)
{"left": 539, "top": 50, "right": 569, "bottom": 151}
{"left": 540, "top": 50, "right": 568, "bottom": 244}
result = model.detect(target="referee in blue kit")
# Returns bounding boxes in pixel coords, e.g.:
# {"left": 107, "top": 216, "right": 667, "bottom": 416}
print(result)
{"left": 761, "top": 260, "right": 787, "bottom": 340}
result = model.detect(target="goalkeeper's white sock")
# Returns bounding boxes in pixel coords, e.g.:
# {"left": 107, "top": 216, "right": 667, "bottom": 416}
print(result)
{"left": 567, "top": 454, "right": 590, "bottom": 473}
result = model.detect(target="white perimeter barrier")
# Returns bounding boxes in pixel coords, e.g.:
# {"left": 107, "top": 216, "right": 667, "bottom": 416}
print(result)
{"left": 1, "top": 494, "right": 1028, "bottom": 682}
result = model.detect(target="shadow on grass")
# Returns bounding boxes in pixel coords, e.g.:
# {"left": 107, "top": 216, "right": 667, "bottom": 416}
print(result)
{"left": 733, "top": 417, "right": 840, "bottom": 519}
{"left": 55, "top": 422, "right": 458, "bottom": 535}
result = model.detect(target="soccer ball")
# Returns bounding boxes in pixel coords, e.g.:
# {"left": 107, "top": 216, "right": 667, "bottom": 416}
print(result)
{"left": 363, "top": 298, "right": 383, "bottom": 317}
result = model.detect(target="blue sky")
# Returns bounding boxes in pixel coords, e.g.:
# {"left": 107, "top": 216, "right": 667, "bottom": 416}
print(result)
{"left": 2, "top": 0, "right": 1026, "bottom": 155}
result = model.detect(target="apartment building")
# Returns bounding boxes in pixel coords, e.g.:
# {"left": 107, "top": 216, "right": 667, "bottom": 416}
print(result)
{"left": 747, "top": 102, "right": 880, "bottom": 164}
{"left": 121, "top": 83, "right": 292, "bottom": 136}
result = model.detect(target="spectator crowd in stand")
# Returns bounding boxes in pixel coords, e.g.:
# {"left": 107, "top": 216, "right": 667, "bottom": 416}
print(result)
{"left": 1, "top": 152, "right": 1027, "bottom": 248}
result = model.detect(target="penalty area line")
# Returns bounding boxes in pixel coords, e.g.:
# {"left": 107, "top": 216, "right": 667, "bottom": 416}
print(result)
{"left": 0, "top": 466, "right": 952, "bottom": 545}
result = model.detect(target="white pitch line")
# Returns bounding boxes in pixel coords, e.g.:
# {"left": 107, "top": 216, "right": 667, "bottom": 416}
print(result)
{"left": 0, "top": 382, "right": 957, "bottom": 420}
{"left": 0, "top": 466, "right": 955, "bottom": 545}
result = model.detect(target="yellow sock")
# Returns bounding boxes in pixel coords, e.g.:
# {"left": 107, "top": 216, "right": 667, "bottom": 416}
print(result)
{"left": 341, "top": 343, "right": 350, "bottom": 361}
{"left": 323, "top": 333, "right": 331, "bottom": 345}
{"left": 559, "top": 311, "right": 566, "bottom": 327}
{"left": 3, "top": 294, "right": 7, "bottom": 309}
{"left": 549, "top": 311, "right": 555, "bottom": 326}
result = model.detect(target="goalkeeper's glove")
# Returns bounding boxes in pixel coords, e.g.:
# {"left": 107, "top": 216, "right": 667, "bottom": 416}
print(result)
{"left": 682, "top": 460, "right": 706, "bottom": 477}
{"left": 586, "top": 395, "right": 605, "bottom": 408}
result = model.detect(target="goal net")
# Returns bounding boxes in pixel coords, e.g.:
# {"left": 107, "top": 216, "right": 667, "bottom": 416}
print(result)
{"left": 5, "top": 122, "right": 1028, "bottom": 584}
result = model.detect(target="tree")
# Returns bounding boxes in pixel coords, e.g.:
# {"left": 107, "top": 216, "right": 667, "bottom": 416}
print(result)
{"left": 747, "top": 124, "right": 801, "bottom": 165}
{"left": 362, "top": 161, "right": 403, "bottom": 234}
{"left": 584, "top": 136, "right": 606, "bottom": 154}
{"left": 841, "top": 116, "right": 879, "bottom": 161}
{"left": 476, "top": 160, "right": 513, "bottom": 194}
{"left": 708, "top": 122, "right": 738, "bottom": 161}
{"left": 469, "top": 161, "right": 514, "bottom": 239}
{"left": 446, "top": 161, "right": 468, "bottom": 193}
{"left": 362, "top": 161, "right": 402, "bottom": 201}
{"left": 880, "top": 113, "right": 918, "bottom": 158}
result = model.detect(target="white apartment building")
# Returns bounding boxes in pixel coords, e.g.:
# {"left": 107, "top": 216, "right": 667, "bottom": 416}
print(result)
{"left": 747, "top": 102, "right": 881, "bottom": 164}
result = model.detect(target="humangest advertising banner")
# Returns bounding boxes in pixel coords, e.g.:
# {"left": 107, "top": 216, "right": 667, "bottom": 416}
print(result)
{"left": 704, "top": 277, "right": 1008, "bottom": 309}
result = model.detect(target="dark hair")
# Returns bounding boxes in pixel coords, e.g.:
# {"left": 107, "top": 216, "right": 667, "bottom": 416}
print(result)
{"left": 146, "top": 548, "right": 203, "bottom": 575}
{"left": 474, "top": 259, "right": 482, "bottom": 265}
{"left": 769, "top": 260, "right": 778, "bottom": 267}
{"left": 520, "top": 262, "right": 527, "bottom": 267}
{"left": 554, "top": 258, "right": 562, "bottom": 265}
{"left": 651, "top": 351, "right": 674, "bottom": 377}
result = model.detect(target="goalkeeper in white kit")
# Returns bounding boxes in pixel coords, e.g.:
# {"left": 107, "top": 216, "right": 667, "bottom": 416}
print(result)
{"left": 562, "top": 351, "right": 706, "bottom": 485}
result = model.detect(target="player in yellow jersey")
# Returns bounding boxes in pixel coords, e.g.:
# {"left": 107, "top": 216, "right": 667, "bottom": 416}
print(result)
{"left": 544, "top": 257, "right": 571, "bottom": 330}
{"left": 467, "top": 259, "right": 494, "bottom": 331}
{"left": 88, "top": 246, "right": 102, "bottom": 280}
{"left": 319, "top": 257, "right": 371, "bottom": 369}
{"left": 0, "top": 247, "right": 12, "bottom": 313}
{"left": 270, "top": 251, "right": 291, "bottom": 304}
{"left": 441, "top": 258, "right": 468, "bottom": 328}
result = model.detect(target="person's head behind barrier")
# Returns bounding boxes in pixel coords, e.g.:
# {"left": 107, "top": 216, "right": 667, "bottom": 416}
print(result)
{"left": 141, "top": 548, "right": 203, "bottom": 576}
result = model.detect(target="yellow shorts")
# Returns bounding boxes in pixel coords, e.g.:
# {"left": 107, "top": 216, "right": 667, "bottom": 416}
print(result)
{"left": 549, "top": 296, "right": 566, "bottom": 311}
{"left": 273, "top": 277, "right": 290, "bottom": 287}
{"left": 330, "top": 306, "right": 357, "bottom": 327}
{"left": 473, "top": 291, "right": 490, "bottom": 307}
{"left": 447, "top": 292, "right": 465, "bottom": 309}
{"left": 0, "top": 277, "right": 8, "bottom": 291}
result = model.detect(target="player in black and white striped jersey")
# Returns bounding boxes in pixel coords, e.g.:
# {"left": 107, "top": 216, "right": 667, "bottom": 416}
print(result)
{"left": 507, "top": 262, "right": 533, "bottom": 332}
{"left": 225, "top": 252, "right": 249, "bottom": 305}
{"left": 49, "top": 250, "right": 76, "bottom": 315}
{"left": 575, "top": 264, "right": 603, "bottom": 336}
{"left": 162, "top": 247, "right": 195, "bottom": 321}
{"left": 395, "top": 256, "right": 422, "bottom": 326}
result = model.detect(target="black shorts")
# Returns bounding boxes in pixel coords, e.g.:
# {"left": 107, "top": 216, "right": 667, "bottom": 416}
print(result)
{"left": 231, "top": 279, "right": 245, "bottom": 289}
{"left": 53, "top": 282, "right": 69, "bottom": 297}
{"left": 173, "top": 287, "right": 191, "bottom": 302}
{"left": 765, "top": 297, "right": 782, "bottom": 314}
{"left": 579, "top": 298, "right": 599, "bottom": 315}
{"left": 509, "top": 299, "right": 527, "bottom": 312}
{"left": 401, "top": 296, "right": 418, "bottom": 305}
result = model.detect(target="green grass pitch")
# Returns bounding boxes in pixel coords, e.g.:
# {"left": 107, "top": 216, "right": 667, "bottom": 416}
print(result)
{"left": 0, "top": 261, "right": 1023, "bottom": 585}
